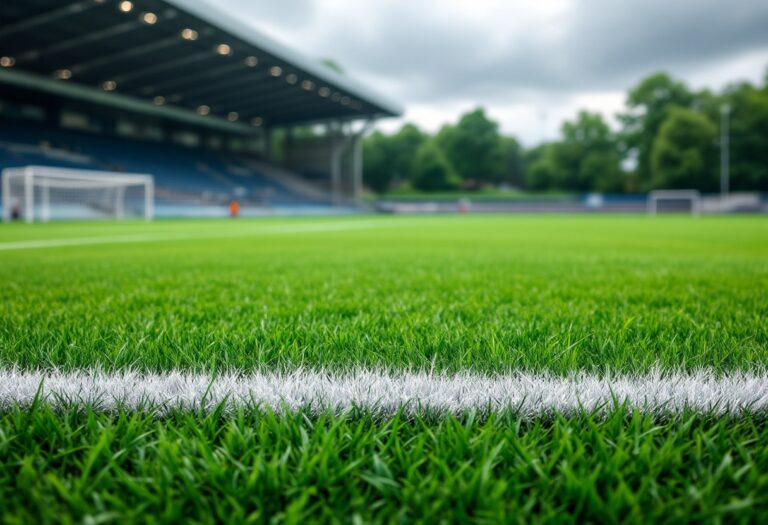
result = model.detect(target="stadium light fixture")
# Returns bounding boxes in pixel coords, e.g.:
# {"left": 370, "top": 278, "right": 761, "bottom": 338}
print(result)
{"left": 340, "top": 96, "right": 351, "bottom": 106}
{"left": 142, "top": 12, "right": 158, "bottom": 24}
{"left": 0, "top": 57, "right": 15, "bottom": 68}
{"left": 153, "top": 96, "right": 166, "bottom": 106}
{"left": 227, "top": 112, "right": 239, "bottom": 122}
{"left": 301, "top": 80, "right": 315, "bottom": 91}
{"left": 251, "top": 117, "right": 263, "bottom": 127}
{"left": 269, "top": 66, "right": 282, "bottom": 77}
{"left": 118, "top": 1, "right": 133, "bottom": 13}
{"left": 181, "top": 28, "right": 198, "bottom": 41}
{"left": 286, "top": 73, "right": 298, "bottom": 84}
{"left": 55, "top": 69, "right": 73, "bottom": 80}
{"left": 196, "top": 105, "right": 210, "bottom": 116}
{"left": 244, "top": 56, "right": 258, "bottom": 67}
{"left": 318, "top": 87, "right": 331, "bottom": 97}
{"left": 331, "top": 92, "right": 341, "bottom": 102}
{"left": 216, "top": 44, "right": 232, "bottom": 56}
{"left": 102, "top": 80, "right": 117, "bottom": 91}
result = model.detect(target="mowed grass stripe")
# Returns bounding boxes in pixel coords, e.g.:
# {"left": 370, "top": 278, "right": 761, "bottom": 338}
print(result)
{"left": 3, "top": 369, "right": 768, "bottom": 415}
{"left": 0, "top": 218, "right": 398, "bottom": 251}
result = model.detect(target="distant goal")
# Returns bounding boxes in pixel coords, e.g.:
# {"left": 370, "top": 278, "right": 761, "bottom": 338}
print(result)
{"left": 2, "top": 166, "right": 154, "bottom": 223}
{"left": 647, "top": 190, "right": 701, "bottom": 216}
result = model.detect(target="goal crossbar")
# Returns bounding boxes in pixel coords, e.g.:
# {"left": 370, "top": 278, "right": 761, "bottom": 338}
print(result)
{"left": 647, "top": 189, "right": 702, "bottom": 216}
{"left": 2, "top": 166, "right": 155, "bottom": 223}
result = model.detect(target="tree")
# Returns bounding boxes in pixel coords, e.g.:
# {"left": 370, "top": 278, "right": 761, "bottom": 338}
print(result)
{"left": 651, "top": 107, "right": 718, "bottom": 191}
{"left": 619, "top": 73, "right": 694, "bottom": 188}
{"left": 561, "top": 111, "right": 625, "bottom": 192}
{"left": 525, "top": 143, "right": 564, "bottom": 191}
{"left": 363, "top": 131, "right": 395, "bottom": 192}
{"left": 524, "top": 111, "right": 624, "bottom": 192}
{"left": 391, "top": 124, "right": 427, "bottom": 182}
{"left": 499, "top": 136, "right": 526, "bottom": 188}
{"left": 363, "top": 123, "right": 427, "bottom": 192}
{"left": 411, "top": 140, "right": 459, "bottom": 191}
{"left": 723, "top": 83, "right": 768, "bottom": 191}
{"left": 436, "top": 108, "right": 502, "bottom": 184}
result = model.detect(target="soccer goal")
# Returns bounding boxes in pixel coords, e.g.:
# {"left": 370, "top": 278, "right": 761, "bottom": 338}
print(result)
{"left": 647, "top": 189, "right": 701, "bottom": 216}
{"left": 2, "top": 166, "right": 154, "bottom": 223}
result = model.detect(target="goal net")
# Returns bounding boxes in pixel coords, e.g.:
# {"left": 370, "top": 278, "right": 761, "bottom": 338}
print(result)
{"left": 2, "top": 166, "right": 154, "bottom": 223}
{"left": 647, "top": 190, "right": 701, "bottom": 216}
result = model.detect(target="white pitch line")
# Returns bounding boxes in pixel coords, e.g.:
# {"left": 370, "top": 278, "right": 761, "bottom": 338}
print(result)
{"left": 1, "top": 369, "right": 767, "bottom": 416}
{"left": 0, "top": 220, "right": 388, "bottom": 252}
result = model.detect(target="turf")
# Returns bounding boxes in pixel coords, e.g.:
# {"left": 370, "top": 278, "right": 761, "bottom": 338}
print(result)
{"left": 1, "top": 216, "right": 766, "bottom": 373}
{"left": 2, "top": 407, "right": 767, "bottom": 524}
{"left": 1, "top": 215, "right": 767, "bottom": 522}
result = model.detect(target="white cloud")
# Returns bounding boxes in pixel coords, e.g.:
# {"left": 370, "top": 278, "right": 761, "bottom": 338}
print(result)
{"left": 216, "top": 0, "right": 768, "bottom": 144}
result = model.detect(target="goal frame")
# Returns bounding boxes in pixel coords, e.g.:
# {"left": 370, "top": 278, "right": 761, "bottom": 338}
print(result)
{"left": 647, "top": 189, "right": 701, "bottom": 216}
{"left": 2, "top": 166, "right": 154, "bottom": 223}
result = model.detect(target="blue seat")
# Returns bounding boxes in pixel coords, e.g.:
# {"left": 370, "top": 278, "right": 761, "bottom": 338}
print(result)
{"left": 0, "top": 121, "right": 323, "bottom": 206}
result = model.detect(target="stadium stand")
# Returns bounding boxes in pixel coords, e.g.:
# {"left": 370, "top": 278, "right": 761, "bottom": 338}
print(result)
{"left": 0, "top": 0, "right": 402, "bottom": 217}
{"left": 0, "top": 121, "right": 315, "bottom": 208}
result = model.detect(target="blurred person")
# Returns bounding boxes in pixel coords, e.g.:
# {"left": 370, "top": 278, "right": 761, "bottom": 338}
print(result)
{"left": 10, "top": 198, "right": 21, "bottom": 221}
{"left": 228, "top": 199, "right": 240, "bottom": 218}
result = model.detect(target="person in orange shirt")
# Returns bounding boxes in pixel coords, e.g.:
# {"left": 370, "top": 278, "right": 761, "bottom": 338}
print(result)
{"left": 228, "top": 200, "right": 240, "bottom": 218}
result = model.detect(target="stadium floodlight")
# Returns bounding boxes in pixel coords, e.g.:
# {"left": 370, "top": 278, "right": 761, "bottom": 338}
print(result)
{"left": 2, "top": 167, "right": 154, "bottom": 223}
{"left": 647, "top": 190, "right": 701, "bottom": 216}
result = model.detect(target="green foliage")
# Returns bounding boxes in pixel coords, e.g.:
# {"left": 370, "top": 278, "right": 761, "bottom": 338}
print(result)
{"left": 526, "top": 112, "right": 624, "bottom": 192}
{"left": 411, "top": 140, "right": 459, "bottom": 191}
{"left": 524, "top": 142, "right": 562, "bottom": 191}
{"left": 436, "top": 108, "right": 503, "bottom": 183}
{"left": 651, "top": 107, "right": 718, "bottom": 191}
{"left": 363, "top": 124, "right": 427, "bottom": 191}
{"left": 619, "top": 73, "right": 695, "bottom": 188}
{"left": 725, "top": 84, "right": 768, "bottom": 191}
{"left": 320, "top": 58, "right": 344, "bottom": 75}
{"left": 362, "top": 131, "right": 394, "bottom": 192}
{"left": 499, "top": 136, "right": 526, "bottom": 188}
{"left": 363, "top": 67, "right": 768, "bottom": 194}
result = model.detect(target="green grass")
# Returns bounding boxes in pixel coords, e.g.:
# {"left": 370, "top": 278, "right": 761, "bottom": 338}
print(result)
{"left": 1, "top": 215, "right": 767, "bottom": 522}
{"left": 1, "top": 216, "right": 766, "bottom": 374}
{"left": 2, "top": 407, "right": 767, "bottom": 524}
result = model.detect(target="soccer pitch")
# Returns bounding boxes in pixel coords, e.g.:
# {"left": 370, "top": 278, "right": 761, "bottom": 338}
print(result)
{"left": 1, "top": 215, "right": 767, "bottom": 522}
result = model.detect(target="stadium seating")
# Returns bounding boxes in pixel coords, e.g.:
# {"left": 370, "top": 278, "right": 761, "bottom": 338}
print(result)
{"left": 0, "top": 122, "right": 331, "bottom": 210}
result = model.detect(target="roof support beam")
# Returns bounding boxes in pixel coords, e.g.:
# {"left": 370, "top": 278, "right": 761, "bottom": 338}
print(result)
{"left": 143, "top": 62, "right": 262, "bottom": 98}
{"left": 0, "top": 1, "right": 100, "bottom": 39}
{"left": 70, "top": 35, "right": 183, "bottom": 76}
{"left": 0, "top": 68, "right": 256, "bottom": 134}
{"left": 113, "top": 50, "right": 215, "bottom": 85}
{"left": 16, "top": 20, "right": 141, "bottom": 65}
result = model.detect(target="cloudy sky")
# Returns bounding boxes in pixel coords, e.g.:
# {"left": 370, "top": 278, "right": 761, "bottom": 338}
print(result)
{"left": 216, "top": 0, "right": 768, "bottom": 145}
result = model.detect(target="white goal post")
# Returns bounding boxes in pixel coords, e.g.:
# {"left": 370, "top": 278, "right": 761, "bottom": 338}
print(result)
{"left": 647, "top": 189, "right": 701, "bottom": 216}
{"left": 2, "top": 166, "right": 154, "bottom": 223}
